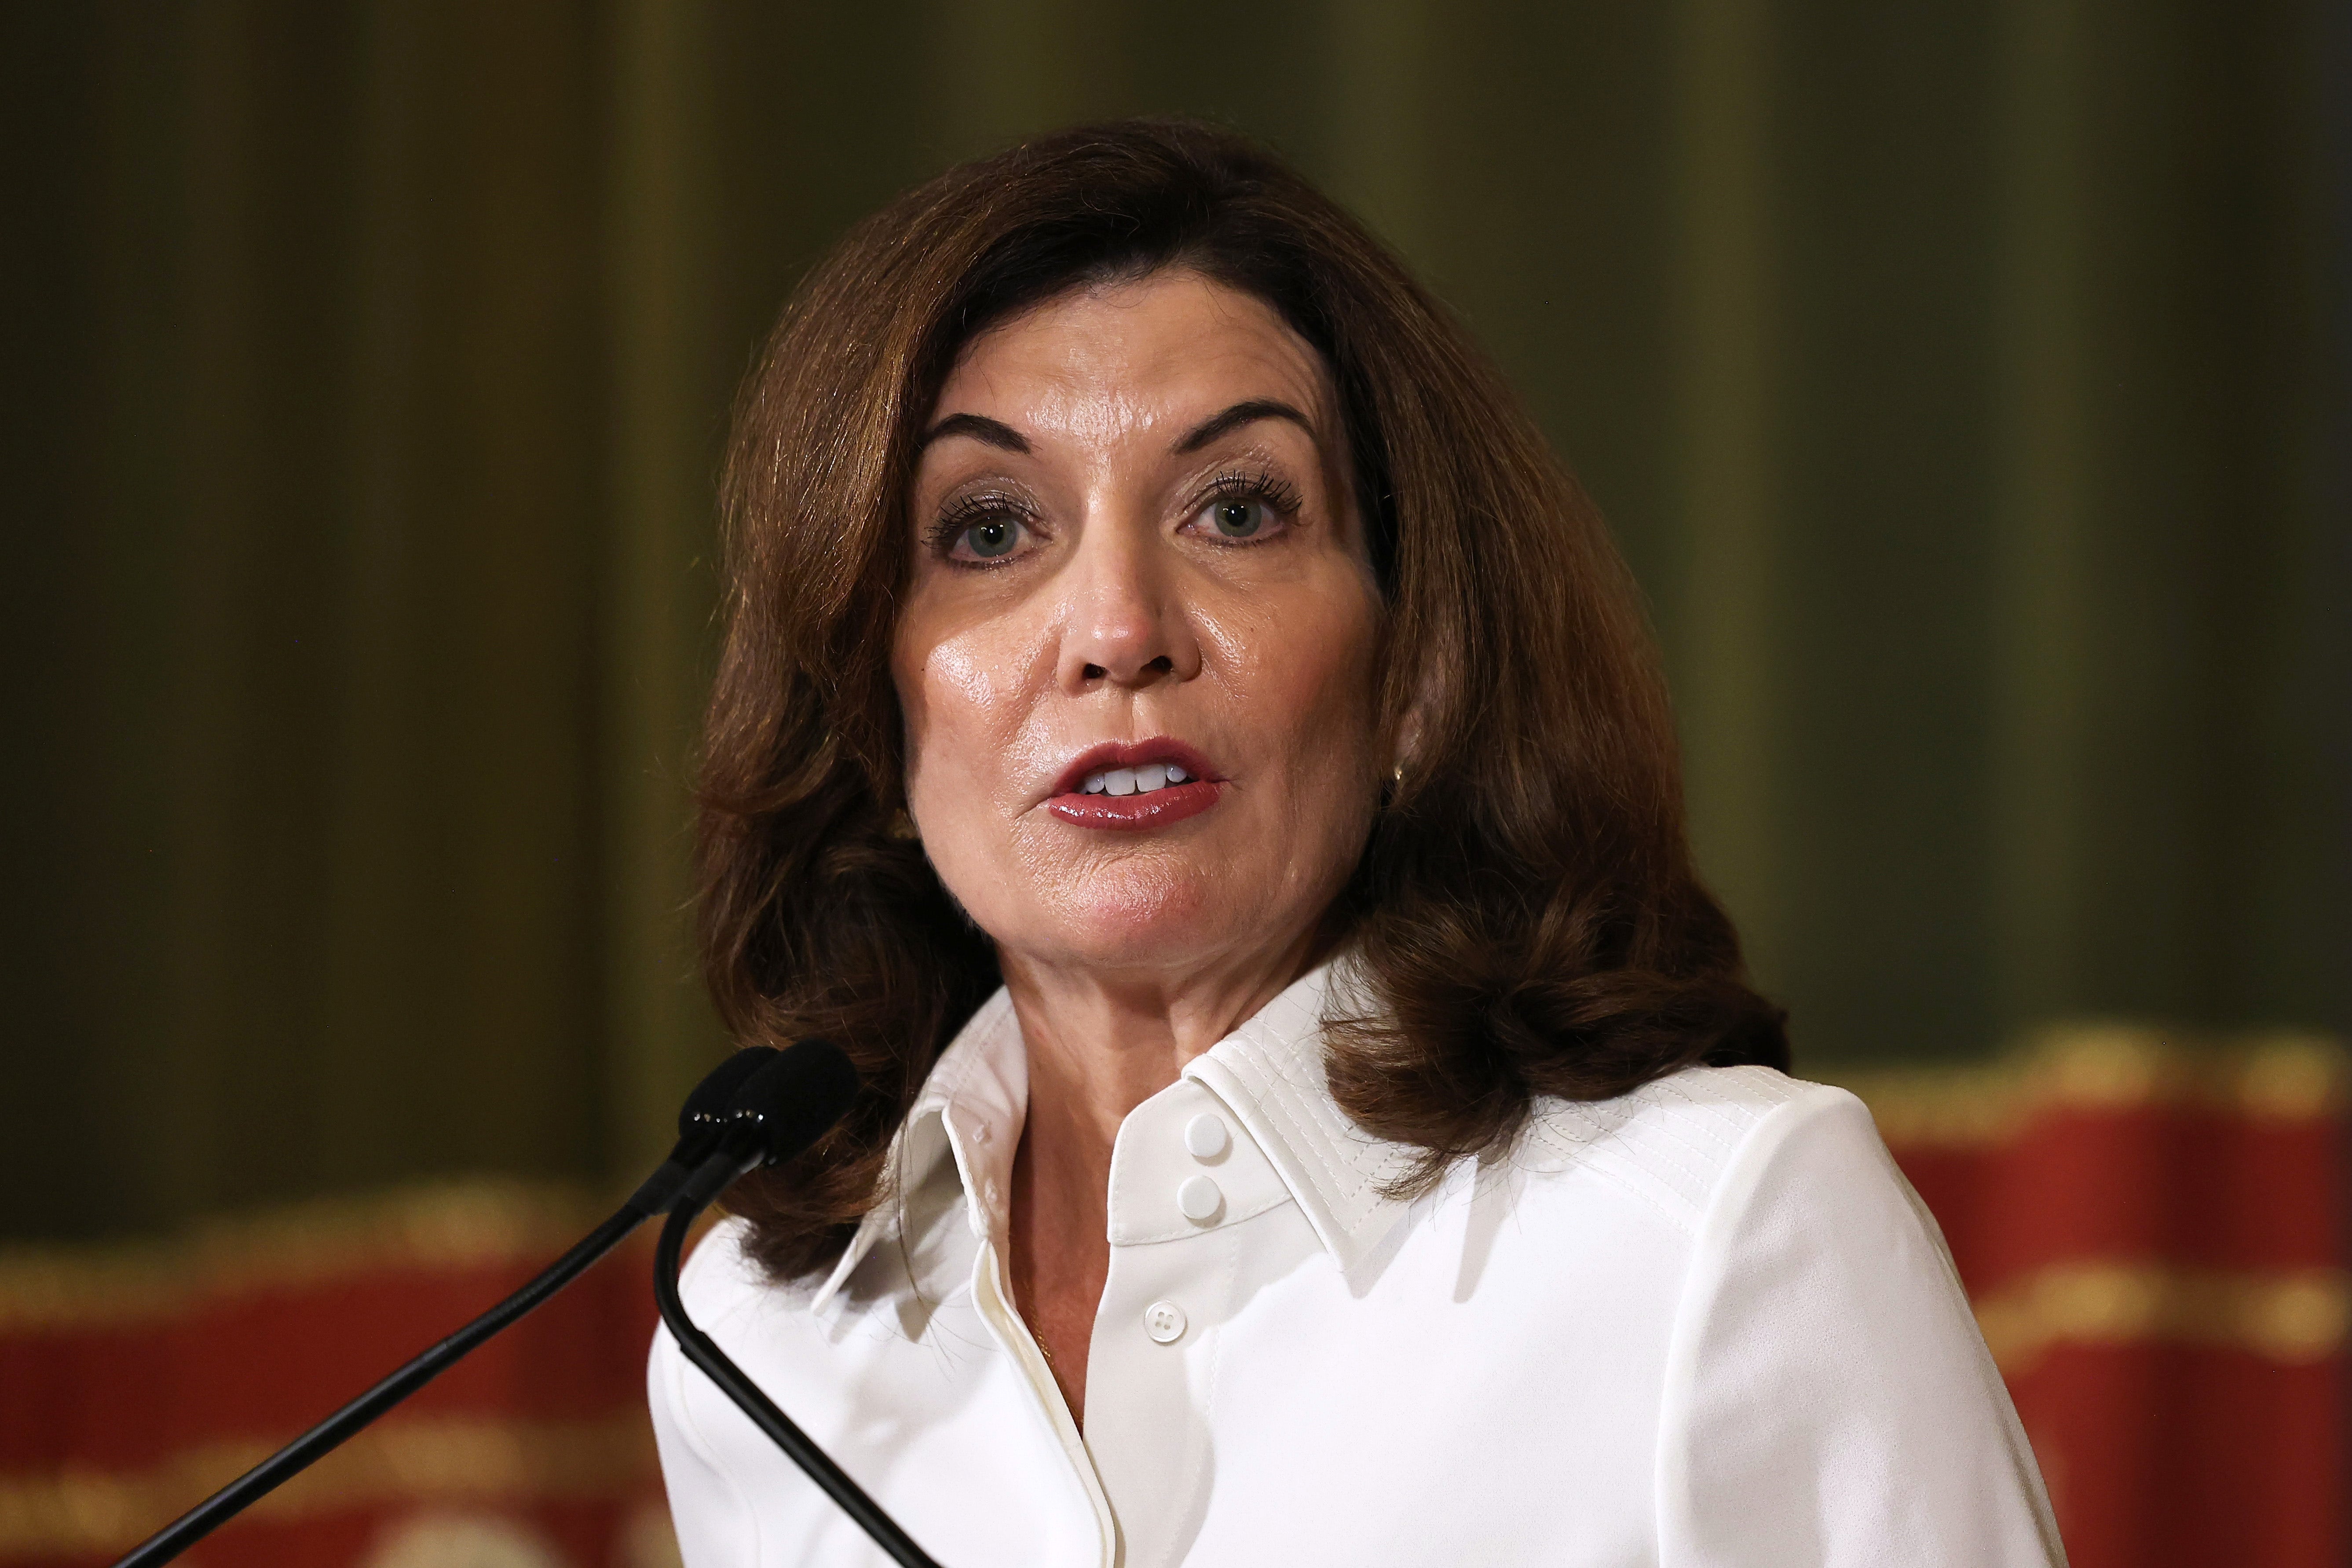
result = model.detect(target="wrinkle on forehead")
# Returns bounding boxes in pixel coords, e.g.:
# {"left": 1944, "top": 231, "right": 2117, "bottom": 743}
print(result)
{"left": 933, "top": 272, "right": 1332, "bottom": 456}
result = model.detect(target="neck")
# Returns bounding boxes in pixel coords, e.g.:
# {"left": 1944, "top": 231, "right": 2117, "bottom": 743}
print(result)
{"left": 1001, "top": 933, "right": 1321, "bottom": 1174}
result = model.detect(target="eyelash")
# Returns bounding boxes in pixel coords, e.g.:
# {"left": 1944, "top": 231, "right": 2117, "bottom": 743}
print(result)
{"left": 924, "top": 492, "right": 1039, "bottom": 565}
{"left": 1192, "top": 468, "right": 1304, "bottom": 532}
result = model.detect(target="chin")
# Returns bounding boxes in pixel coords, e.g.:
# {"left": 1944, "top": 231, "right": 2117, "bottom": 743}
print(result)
{"left": 1002, "top": 864, "right": 1246, "bottom": 973}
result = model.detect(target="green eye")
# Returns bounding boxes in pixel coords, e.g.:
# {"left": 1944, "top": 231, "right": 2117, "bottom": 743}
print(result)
{"left": 1211, "top": 497, "right": 1267, "bottom": 537}
{"left": 961, "top": 518, "right": 1022, "bottom": 558}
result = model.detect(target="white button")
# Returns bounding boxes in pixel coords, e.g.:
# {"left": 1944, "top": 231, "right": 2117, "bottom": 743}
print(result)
{"left": 1143, "top": 1300, "right": 1187, "bottom": 1343}
{"left": 1183, "top": 1112, "right": 1229, "bottom": 1159}
{"left": 1176, "top": 1174, "right": 1222, "bottom": 1222}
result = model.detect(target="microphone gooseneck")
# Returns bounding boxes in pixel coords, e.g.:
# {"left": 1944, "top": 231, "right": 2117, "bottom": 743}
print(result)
{"left": 650, "top": 1038, "right": 944, "bottom": 1568}
{"left": 111, "top": 1045, "right": 796, "bottom": 1568}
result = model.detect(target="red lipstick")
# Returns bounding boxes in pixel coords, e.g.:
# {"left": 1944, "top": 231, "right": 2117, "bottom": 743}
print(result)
{"left": 1045, "top": 740, "right": 1223, "bottom": 832}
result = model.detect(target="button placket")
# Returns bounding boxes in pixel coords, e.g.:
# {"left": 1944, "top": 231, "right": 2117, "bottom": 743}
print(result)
{"left": 1087, "top": 1080, "right": 1313, "bottom": 1566}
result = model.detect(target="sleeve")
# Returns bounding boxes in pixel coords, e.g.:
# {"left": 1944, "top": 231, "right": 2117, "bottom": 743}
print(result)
{"left": 1654, "top": 1086, "right": 2068, "bottom": 1567}
{"left": 647, "top": 1239, "right": 765, "bottom": 1567}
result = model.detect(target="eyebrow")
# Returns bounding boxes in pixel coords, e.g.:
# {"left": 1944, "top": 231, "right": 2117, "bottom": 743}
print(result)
{"left": 919, "top": 412, "right": 1030, "bottom": 453}
{"left": 1173, "top": 398, "right": 1316, "bottom": 454}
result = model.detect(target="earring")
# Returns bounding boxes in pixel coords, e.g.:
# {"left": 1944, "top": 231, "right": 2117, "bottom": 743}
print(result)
{"left": 888, "top": 809, "right": 921, "bottom": 843}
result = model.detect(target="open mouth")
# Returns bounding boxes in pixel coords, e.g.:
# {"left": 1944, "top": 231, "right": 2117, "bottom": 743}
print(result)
{"left": 1076, "top": 760, "right": 1195, "bottom": 797}
{"left": 1046, "top": 741, "right": 1223, "bottom": 831}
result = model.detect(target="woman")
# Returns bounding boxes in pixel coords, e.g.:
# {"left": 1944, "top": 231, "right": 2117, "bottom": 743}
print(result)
{"left": 655, "top": 120, "right": 2063, "bottom": 1567}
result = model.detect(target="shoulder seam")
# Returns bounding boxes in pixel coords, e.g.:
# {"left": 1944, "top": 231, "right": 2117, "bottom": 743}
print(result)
{"left": 1517, "top": 1069, "right": 1832, "bottom": 1236}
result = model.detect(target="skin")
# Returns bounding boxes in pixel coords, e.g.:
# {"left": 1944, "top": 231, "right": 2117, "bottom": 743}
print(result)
{"left": 892, "top": 270, "right": 1389, "bottom": 1424}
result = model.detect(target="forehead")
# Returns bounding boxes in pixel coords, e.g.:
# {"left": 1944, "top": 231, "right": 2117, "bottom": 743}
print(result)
{"left": 932, "top": 271, "right": 1333, "bottom": 435}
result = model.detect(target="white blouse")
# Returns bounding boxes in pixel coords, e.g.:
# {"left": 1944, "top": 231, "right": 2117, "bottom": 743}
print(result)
{"left": 649, "top": 963, "right": 2066, "bottom": 1567}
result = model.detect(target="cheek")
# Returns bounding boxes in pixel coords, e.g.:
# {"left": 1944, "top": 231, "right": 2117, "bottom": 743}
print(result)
{"left": 1218, "top": 583, "right": 1383, "bottom": 775}
{"left": 893, "top": 605, "right": 1054, "bottom": 807}
{"left": 897, "top": 631, "right": 995, "bottom": 762}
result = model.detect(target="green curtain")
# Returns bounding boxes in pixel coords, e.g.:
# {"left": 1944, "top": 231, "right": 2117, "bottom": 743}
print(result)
{"left": 6, "top": 0, "right": 2345, "bottom": 1243}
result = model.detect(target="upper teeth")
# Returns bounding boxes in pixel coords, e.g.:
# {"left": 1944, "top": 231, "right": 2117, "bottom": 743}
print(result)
{"left": 1082, "top": 761, "right": 1190, "bottom": 796}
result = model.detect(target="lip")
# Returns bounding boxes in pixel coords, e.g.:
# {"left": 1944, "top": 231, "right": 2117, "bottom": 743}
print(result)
{"left": 1044, "top": 739, "right": 1224, "bottom": 833}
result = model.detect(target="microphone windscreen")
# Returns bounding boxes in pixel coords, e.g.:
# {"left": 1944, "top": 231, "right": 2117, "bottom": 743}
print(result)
{"left": 678, "top": 1047, "right": 780, "bottom": 1140}
{"left": 732, "top": 1039, "right": 861, "bottom": 1168}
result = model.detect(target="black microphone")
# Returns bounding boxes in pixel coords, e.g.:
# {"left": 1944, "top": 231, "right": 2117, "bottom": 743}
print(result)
{"left": 112, "top": 1045, "right": 797, "bottom": 1568}
{"left": 651, "top": 1043, "right": 946, "bottom": 1568}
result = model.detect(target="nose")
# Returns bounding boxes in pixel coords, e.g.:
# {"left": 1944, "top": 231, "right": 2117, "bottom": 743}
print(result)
{"left": 1055, "top": 522, "right": 1202, "bottom": 692}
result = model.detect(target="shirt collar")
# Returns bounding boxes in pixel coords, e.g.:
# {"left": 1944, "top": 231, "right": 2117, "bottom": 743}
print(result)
{"left": 808, "top": 959, "right": 1420, "bottom": 1312}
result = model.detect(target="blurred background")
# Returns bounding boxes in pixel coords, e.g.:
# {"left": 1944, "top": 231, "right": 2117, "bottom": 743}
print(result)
{"left": 4, "top": 2, "right": 2347, "bottom": 1566}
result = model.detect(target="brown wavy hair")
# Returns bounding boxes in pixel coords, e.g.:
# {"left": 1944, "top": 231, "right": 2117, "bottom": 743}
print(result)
{"left": 697, "top": 118, "right": 1788, "bottom": 1280}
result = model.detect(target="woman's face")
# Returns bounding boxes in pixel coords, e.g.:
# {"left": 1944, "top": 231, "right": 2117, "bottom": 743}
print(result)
{"left": 893, "top": 270, "right": 1385, "bottom": 988}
